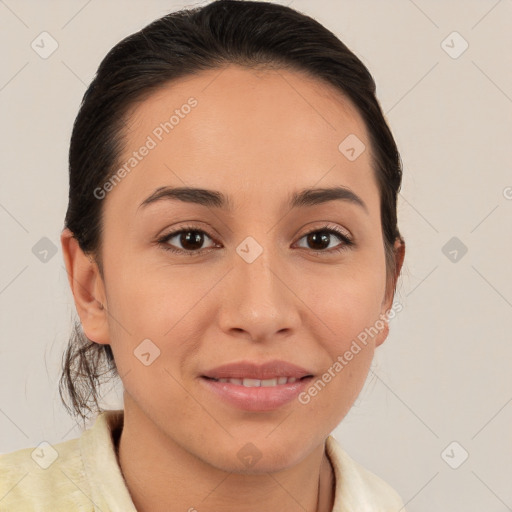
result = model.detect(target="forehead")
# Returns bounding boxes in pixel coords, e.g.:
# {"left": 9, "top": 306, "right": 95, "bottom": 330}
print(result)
{"left": 105, "top": 64, "right": 378, "bottom": 216}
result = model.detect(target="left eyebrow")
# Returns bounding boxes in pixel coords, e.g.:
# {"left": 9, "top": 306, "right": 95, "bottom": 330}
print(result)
{"left": 290, "top": 186, "right": 368, "bottom": 214}
{"left": 138, "top": 185, "right": 368, "bottom": 214}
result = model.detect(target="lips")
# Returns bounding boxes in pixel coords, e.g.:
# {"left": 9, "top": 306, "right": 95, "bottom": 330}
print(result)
{"left": 201, "top": 359, "right": 314, "bottom": 381}
{"left": 207, "top": 376, "right": 303, "bottom": 387}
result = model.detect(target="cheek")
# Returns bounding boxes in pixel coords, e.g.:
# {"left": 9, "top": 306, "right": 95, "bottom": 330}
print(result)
{"left": 296, "top": 261, "right": 385, "bottom": 407}
{"left": 103, "top": 256, "right": 216, "bottom": 368}
{"left": 102, "top": 261, "right": 202, "bottom": 420}
{"left": 106, "top": 251, "right": 206, "bottom": 326}
{"left": 303, "top": 258, "right": 386, "bottom": 344}
{"left": 296, "top": 279, "right": 382, "bottom": 428}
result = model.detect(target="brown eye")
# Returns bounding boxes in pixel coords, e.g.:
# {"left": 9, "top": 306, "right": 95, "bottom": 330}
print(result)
{"left": 158, "top": 227, "right": 217, "bottom": 255}
{"left": 305, "top": 231, "right": 331, "bottom": 250}
{"left": 178, "top": 230, "right": 206, "bottom": 251}
{"left": 296, "top": 226, "right": 353, "bottom": 254}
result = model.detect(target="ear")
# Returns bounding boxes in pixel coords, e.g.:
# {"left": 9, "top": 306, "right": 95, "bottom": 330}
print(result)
{"left": 61, "top": 228, "right": 110, "bottom": 345}
{"left": 375, "top": 237, "right": 406, "bottom": 348}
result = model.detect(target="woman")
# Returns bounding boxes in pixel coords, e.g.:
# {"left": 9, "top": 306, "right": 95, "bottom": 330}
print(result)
{"left": 0, "top": 1, "right": 406, "bottom": 510}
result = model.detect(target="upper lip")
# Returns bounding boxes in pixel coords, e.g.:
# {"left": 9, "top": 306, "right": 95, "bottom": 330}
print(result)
{"left": 202, "top": 360, "right": 314, "bottom": 380}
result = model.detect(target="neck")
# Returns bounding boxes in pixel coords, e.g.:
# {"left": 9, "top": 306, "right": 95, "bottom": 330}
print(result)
{"left": 115, "top": 399, "right": 335, "bottom": 512}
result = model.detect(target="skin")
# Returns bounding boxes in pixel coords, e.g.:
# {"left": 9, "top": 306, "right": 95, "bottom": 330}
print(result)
{"left": 62, "top": 64, "right": 405, "bottom": 512}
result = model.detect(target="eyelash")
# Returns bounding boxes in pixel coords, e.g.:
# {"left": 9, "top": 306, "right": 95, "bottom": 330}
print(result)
{"left": 156, "top": 223, "right": 354, "bottom": 257}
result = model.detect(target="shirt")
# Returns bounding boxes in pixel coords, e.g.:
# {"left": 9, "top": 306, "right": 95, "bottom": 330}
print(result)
{"left": 0, "top": 410, "right": 406, "bottom": 511}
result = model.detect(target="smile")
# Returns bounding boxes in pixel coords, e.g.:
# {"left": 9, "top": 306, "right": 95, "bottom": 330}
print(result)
{"left": 200, "top": 375, "right": 314, "bottom": 411}
{"left": 205, "top": 376, "right": 306, "bottom": 387}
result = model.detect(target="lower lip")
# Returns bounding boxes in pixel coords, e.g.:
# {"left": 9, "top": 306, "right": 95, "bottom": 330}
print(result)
{"left": 200, "top": 377, "right": 313, "bottom": 412}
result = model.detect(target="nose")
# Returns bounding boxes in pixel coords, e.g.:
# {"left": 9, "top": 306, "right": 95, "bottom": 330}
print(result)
{"left": 217, "top": 243, "right": 301, "bottom": 343}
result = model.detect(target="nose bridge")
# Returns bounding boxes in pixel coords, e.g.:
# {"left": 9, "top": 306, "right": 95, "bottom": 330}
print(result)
{"left": 239, "top": 239, "right": 279, "bottom": 303}
{"left": 218, "top": 234, "right": 300, "bottom": 340}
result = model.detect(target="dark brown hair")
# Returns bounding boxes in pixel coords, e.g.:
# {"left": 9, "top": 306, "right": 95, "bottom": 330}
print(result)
{"left": 60, "top": 0, "right": 404, "bottom": 423}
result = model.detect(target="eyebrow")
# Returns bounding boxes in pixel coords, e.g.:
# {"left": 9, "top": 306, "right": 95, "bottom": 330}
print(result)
{"left": 138, "top": 185, "right": 368, "bottom": 214}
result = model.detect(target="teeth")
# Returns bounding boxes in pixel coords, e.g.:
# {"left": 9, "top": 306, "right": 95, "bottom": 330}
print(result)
{"left": 214, "top": 377, "right": 302, "bottom": 387}
{"left": 243, "top": 378, "right": 261, "bottom": 387}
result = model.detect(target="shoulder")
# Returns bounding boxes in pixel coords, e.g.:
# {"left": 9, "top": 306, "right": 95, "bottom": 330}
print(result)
{"left": 0, "top": 434, "right": 92, "bottom": 511}
{"left": 0, "top": 410, "right": 128, "bottom": 511}
{"left": 326, "top": 435, "right": 406, "bottom": 511}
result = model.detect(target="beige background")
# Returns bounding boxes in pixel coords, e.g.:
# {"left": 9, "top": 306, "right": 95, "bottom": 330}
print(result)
{"left": 1, "top": 0, "right": 511, "bottom": 510}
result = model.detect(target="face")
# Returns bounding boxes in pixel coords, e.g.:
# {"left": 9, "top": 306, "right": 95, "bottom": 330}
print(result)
{"left": 76, "top": 65, "right": 401, "bottom": 473}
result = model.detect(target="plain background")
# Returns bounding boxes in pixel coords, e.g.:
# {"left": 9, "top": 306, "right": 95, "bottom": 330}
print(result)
{"left": 0, "top": 1, "right": 511, "bottom": 510}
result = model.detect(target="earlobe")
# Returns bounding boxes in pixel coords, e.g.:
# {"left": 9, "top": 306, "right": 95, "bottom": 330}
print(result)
{"left": 383, "top": 237, "right": 406, "bottom": 308}
{"left": 60, "top": 228, "right": 110, "bottom": 345}
{"left": 376, "top": 238, "right": 406, "bottom": 348}
{"left": 374, "top": 320, "right": 389, "bottom": 348}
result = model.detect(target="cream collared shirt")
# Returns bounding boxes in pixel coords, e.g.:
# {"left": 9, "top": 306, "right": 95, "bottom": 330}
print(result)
{"left": 0, "top": 410, "right": 406, "bottom": 511}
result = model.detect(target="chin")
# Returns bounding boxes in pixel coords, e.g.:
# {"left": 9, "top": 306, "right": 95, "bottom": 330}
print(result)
{"left": 204, "top": 435, "right": 314, "bottom": 475}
